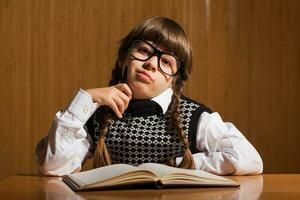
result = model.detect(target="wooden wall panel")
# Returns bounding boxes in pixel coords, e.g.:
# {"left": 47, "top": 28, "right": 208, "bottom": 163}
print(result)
{"left": 0, "top": 0, "right": 299, "bottom": 179}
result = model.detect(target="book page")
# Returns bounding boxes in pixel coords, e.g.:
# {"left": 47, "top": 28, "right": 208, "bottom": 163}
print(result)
{"left": 65, "top": 164, "right": 145, "bottom": 186}
{"left": 138, "top": 163, "right": 238, "bottom": 185}
{"left": 139, "top": 163, "right": 179, "bottom": 177}
{"left": 139, "top": 163, "right": 224, "bottom": 179}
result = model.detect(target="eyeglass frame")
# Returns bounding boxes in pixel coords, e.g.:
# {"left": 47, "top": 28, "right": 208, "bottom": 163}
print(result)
{"left": 129, "top": 38, "right": 185, "bottom": 76}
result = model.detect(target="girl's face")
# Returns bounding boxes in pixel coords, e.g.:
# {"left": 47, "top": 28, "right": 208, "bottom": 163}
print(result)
{"left": 126, "top": 40, "right": 176, "bottom": 99}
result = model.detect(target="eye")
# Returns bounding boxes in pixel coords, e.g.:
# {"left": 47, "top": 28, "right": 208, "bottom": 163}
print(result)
{"left": 161, "top": 57, "right": 171, "bottom": 66}
{"left": 138, "top": 47, "right": 151, "bottom": 55}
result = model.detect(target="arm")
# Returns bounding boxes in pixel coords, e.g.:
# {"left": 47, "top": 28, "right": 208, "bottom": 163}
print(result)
{"left": 35, "top": 89, "right": 99, "bottom": 176}
{"left": 35, "top": 84, "right": 132, "bottom": 176}
{"left": 177, "top": 112, "right": 263, "bottom": 175}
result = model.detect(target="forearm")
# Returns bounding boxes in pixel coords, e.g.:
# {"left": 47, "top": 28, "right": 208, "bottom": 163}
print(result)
{"left": 35, "top": 89, "right": 99, "bottom": 176}
{"left": 188, "top": 148, "right": 262, "bottom": 175}
{"left": 177, "top": 112, "right": 263, "bottom": 175}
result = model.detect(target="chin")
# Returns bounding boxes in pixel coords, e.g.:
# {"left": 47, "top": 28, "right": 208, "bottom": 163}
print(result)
{"left": 132, "top": 91, "right": 153, "bottom": 100}
{"left": 130, "top": 84, "right": 153, "bottom": 100}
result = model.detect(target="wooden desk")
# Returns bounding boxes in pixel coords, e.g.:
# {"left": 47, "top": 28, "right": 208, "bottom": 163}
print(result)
{"left": 0, "top": 174, "right": 299, "bottom": 200}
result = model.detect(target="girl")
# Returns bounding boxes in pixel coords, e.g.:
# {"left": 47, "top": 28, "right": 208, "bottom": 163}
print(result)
{"left": 35, "top": 16, "right": 263, "bottom": 176}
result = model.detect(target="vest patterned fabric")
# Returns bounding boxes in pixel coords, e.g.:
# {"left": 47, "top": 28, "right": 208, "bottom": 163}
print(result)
{"left": 85, "top": 96, "right": 212, "bottom": 166}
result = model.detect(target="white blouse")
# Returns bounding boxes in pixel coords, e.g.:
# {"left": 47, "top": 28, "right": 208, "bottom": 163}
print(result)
{"left": 35, "top": 88, "right": 263, "bottom": 176}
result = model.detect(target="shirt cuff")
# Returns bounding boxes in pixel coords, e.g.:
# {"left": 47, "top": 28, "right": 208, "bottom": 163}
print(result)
{"left": 175, "top": 154, "right": 203, "bottom": 170}
{"left": 67, "top": 89, "right": 100, "bottom": 124}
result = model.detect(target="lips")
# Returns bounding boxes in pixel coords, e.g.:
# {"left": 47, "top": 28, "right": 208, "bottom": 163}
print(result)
{"left": 136, "top": 70, "right": 153, "bottom": 82}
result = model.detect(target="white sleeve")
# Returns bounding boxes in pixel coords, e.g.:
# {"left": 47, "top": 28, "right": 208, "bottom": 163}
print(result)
{"left": 35, "top": 89, "right": 100, "bottom": 176}
{"left": 176, "top": 112, "right": 263, "bottom": 175}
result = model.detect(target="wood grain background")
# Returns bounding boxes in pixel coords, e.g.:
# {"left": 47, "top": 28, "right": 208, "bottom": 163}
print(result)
{"left": 0, "top": 0, "right": 299, "bottom": 180}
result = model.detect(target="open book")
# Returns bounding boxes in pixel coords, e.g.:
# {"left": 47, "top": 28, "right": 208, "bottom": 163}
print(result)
{"left": 62, "top": 163, "right": 239, "bottom": 191}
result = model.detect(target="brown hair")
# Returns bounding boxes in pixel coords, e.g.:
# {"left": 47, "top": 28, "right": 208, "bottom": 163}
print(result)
{"left": 93, "top": 16, "right": 195, "bottom": 169}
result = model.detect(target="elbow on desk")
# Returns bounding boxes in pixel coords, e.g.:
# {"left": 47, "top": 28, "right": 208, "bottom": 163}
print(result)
{"left": 35, "top": 138, "right": 82, "bottom": 176}
{"left": 35, "top": 157, "right": 82, "bottom": 177}
{"left": 232, "top": 155, "right": 264, "bottom": 175}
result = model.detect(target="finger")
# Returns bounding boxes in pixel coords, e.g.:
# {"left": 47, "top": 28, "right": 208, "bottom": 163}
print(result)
{"left": 115, "top": 83, "right": 132, "bottom": 99}
{"left": 108, "top": 101, "right": 123, "bottom": 118}
{"left": 114, "top": 84, "right": 131, "bottom": 110}
{"left": 114, "top": 96, "right": 126, "bottom": 114}
{"left": 116, "top": 90, "right": 131, "bottom": 110}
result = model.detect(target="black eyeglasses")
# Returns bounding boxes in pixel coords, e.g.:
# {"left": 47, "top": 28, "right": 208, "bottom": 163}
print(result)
{"left": 129, "top": 39, "right": 184, "bottom": 76}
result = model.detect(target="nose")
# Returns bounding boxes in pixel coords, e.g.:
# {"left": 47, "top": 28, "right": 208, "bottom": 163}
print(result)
{"left": 142, "top": 55, "right": 159, "bottom": 72}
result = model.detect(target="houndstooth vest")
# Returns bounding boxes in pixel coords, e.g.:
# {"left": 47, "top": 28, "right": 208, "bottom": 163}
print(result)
{"left": 85, "top": 96, "right": 212, "bottom": 166}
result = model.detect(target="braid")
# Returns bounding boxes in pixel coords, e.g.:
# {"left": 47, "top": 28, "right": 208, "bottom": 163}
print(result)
{"left": 93, "top": 61, "right": 123, "bottom": 168}
{"left": 93, "top": 111, "right": 115, "bottom": 168}
{"left": 166, "top": 81, "right": 195, "bottom": 169}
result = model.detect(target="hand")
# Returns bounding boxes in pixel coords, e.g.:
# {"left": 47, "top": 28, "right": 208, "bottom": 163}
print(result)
{"left": 85, "top": 83, "right": 132, "bottom": 118}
